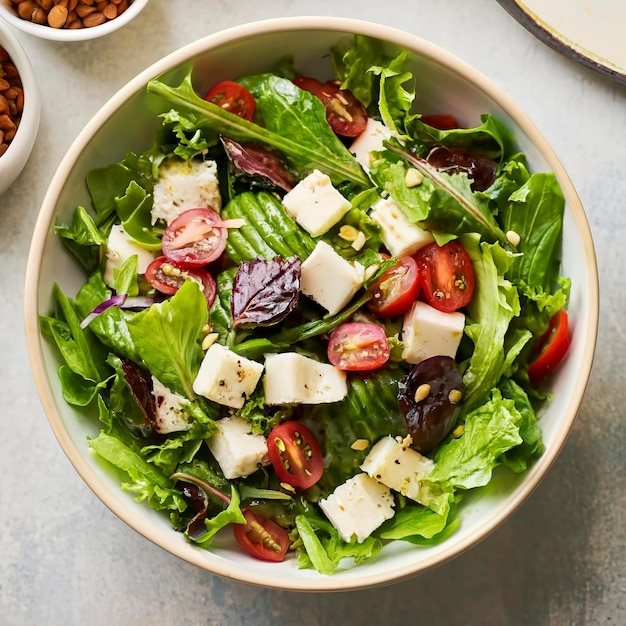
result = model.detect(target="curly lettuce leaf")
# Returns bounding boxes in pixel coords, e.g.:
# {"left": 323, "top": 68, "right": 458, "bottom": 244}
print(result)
{"left": 88, "top": 431, "right": 186, "bottom": 512}
{"left": 461, "top": 236, "right": 520, "bottom": 411}
{"left": 423, "top": 388, "right": 523, "bottom": 493}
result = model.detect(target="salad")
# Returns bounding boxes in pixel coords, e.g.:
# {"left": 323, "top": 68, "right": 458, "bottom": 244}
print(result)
{"left": 42, "top": 35, "right": 571, "bottom": 573}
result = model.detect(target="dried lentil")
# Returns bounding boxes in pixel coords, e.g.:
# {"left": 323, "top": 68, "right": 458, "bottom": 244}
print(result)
{"left": 4, "top": 0, "right": 133, "bottom": 29}
{"left": 0, "top": 45, "right": 23, "bottom": 158}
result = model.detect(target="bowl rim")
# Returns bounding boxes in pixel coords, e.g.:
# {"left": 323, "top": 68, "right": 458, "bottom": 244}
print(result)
{"left": 0, "top": 19, "right": 41, "bottom": 193}
{"left": 0, "top": 0, "right": 150, "bottom": 42}
{"left": 23, "top": 15, "right": 599, "bottom": 591}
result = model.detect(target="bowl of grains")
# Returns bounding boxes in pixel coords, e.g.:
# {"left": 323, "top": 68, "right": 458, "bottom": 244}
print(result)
{"left": 0, "top": 0, "right": 150, "bottom": 42}
{"left": 0, "top": 19, "right": 40, "bottom": 195}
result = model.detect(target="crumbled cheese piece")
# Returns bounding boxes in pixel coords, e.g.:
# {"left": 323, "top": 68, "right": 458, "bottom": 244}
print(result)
{"left": 151, "top": 377, "right": 192, "bottom": 434}
{"left": 281, "top": 169, "right": 351, "bottom": 237}
{"left": 263, "top": 352, "right": 347, "bottom": 405}
{"left": 193, "top": 344, "right": 263, "bottom": 409}
{"left": 151, "top": 158, "right": 221, "bottom": 225}
{"left": 369, "top": 196, "right": 434, "bottom": 257}
{"left": 103, "top": 223, "right": 156, "bottom": 285}
{"left": 300, "top": 241, "right": 365, "bottom": 315}
{"left": 361, "top": 435, "right": 434, "bottom": 502}
{"left": 350, "top": 118, "right": 393, "bottom": 173}
{"left": 401, "top": 300, "right": 465, "bottom": 364}
{"left": 206, "top": 416, "right": 270, "bottom": 479}
{"left": 319, "top": 473, "right": 395, "bottom": 543}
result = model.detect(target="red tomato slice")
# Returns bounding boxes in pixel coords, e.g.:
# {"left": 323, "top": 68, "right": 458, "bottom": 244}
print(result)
{"left": 420, "top": 114, "right": 459, "bottom": 130}
{"left": 205, "top": 80, "right": 256, "bottom": 121}
{"left": 267, "top": 421, "right": 324, "bottom": 490}
{"left": 367, "top": 256, "right": 420, "bottom": 318}
{"left": 145, "top": 256, "right": 217, "bottom": 307}
{"left": 414, "top": 241, "right": 475, "bottom": 312}
{"left": 327, "top": 322, "right": 390, "bottom": 371}
{"left": 293, "top": 76, "right": 368, "bottom": 137}
{"left": 528, "top": 310, "right": 571, "bottom": 384}
{"left": 233, "top": 508, "right": 290, "bottom": 562}
{"left": 161, "top": 208, "right": 227, "bottom": 268}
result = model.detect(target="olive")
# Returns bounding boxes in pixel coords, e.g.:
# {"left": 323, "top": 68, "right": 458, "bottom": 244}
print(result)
{"left": 426, "top": 145, "right": 497, "bottom": 191}
{"left": 397, "top": 355, "right": 464, "bottom": 454}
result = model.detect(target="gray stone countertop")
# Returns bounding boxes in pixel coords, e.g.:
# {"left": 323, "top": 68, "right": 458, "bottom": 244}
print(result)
{"left": 1, "top": 1, "right": 624, "bottom": 624}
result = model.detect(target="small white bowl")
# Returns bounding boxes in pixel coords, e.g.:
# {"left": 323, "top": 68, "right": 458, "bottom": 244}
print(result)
{"left": 0, "top": 19, "right": 40, "bottom": 196}
{"left": 24, "top": 17, "right": 598, "bottom": 591}
{"left": 0, "top": 0, "right": 150, "bottom": 42}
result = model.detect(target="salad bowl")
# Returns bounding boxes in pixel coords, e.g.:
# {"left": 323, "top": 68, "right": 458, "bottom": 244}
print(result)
{"left": 24, "top": 16, "right": 598, "bottom": 590}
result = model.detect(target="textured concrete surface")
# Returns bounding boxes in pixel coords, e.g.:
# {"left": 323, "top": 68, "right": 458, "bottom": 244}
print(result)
{"left": 1, "top": 1, "right": 624, "bottom": 624}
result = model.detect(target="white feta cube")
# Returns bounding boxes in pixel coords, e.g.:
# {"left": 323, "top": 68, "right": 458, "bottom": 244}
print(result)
{"left": 300, "top": 241, "right": 365, "bottom": 315}
{"left": 193, "top": 344, "right": 263, "bottom": 409}
{"left": 151, "top": 158, "right": 221, "bottom": 225}
{"left": 360, "top": 436, "right": 434, "bottom": 502}
{"left": 151, "top": 376, "right": 192, "bottom": 434}
{"left": 401, "top": 300, "right": 465, "bottom": 364}
{"left": 349, "top": 118, "right": 393, "bottom": 172}
{"left": 206, "top": 416, "right": 270, "bottom": 479}
{"left": 319, "top": 473, "right": 395, "bottom": 543}
{"left": 263, "top": 352, "right": 347, "bottom": 405}
{"left": 281, "top": 169, "right": 351, "bottom": 237}
{"left": 369, "top": 196, "right": 434, "bottom": 257}
{"left": 103, "top": 223, "right": 156, "bottom": 285}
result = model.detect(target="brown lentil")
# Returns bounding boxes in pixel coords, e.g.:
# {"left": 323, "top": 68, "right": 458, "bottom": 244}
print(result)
{"left": 0, "top": 45, "right": 23, "bottom": 158}
{"left": 4, "top": 0, "right": 133, "bottom": 29}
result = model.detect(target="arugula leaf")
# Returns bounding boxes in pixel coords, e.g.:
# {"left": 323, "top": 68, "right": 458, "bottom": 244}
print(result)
{"left": 147, "top": 69, "right": 370, "bottom": 187}
{"left": 127, "top": 280, "right": 208, "bottom": 399}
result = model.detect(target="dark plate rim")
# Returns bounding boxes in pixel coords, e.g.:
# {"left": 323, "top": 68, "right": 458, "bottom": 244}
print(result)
{"left": 497, "top": 0, "right": 626, "bottom": 86}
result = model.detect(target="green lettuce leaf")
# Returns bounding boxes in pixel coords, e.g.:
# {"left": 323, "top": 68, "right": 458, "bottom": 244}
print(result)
{"left": 424, "top": 388, "right": 523, "bottom": 493}
{"left": 127, "top": 280, "right": 208, "bottom": 399}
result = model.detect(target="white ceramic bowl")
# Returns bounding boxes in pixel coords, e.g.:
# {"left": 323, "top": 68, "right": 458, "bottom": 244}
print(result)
{"left": 0, "top": 0, "right": 149, "bottom": 42}
{"left": 0, "top": 19, "right": 40, "bottom": 195}
{"left": 24, "top": 17, "right": 598, "bottom": 590}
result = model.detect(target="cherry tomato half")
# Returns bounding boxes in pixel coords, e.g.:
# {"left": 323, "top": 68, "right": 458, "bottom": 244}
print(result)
{"left": 233, "top": 508, "right": 291, "bottom": 562}
{"left": 420, "top": 114, "right": 459, "bottom": 130}
{"left": 293, "top": 76, "right": 368, "bottom": 137}
{"left": 367, "top": 256, "right": 420, "bottom": 318}
{"left": 414, "top": 241, "right": 475, "bottom": 312}
{"left": 528, "top": 309, "right": 571, "bottom": 384}
{"left": 145, "top": 256, "right": 217, "bottom": 307}
{"left": 161, "top": 208, "right": 227, "bottom": 268}
{"left": 204, "top": 80, "right": 256, "bottom": 121}
{"left": 267, "top": 421, "right": 324, "bottom": 490}
{"left": 327, "top": 322, "right": 390, "bottom": 371}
